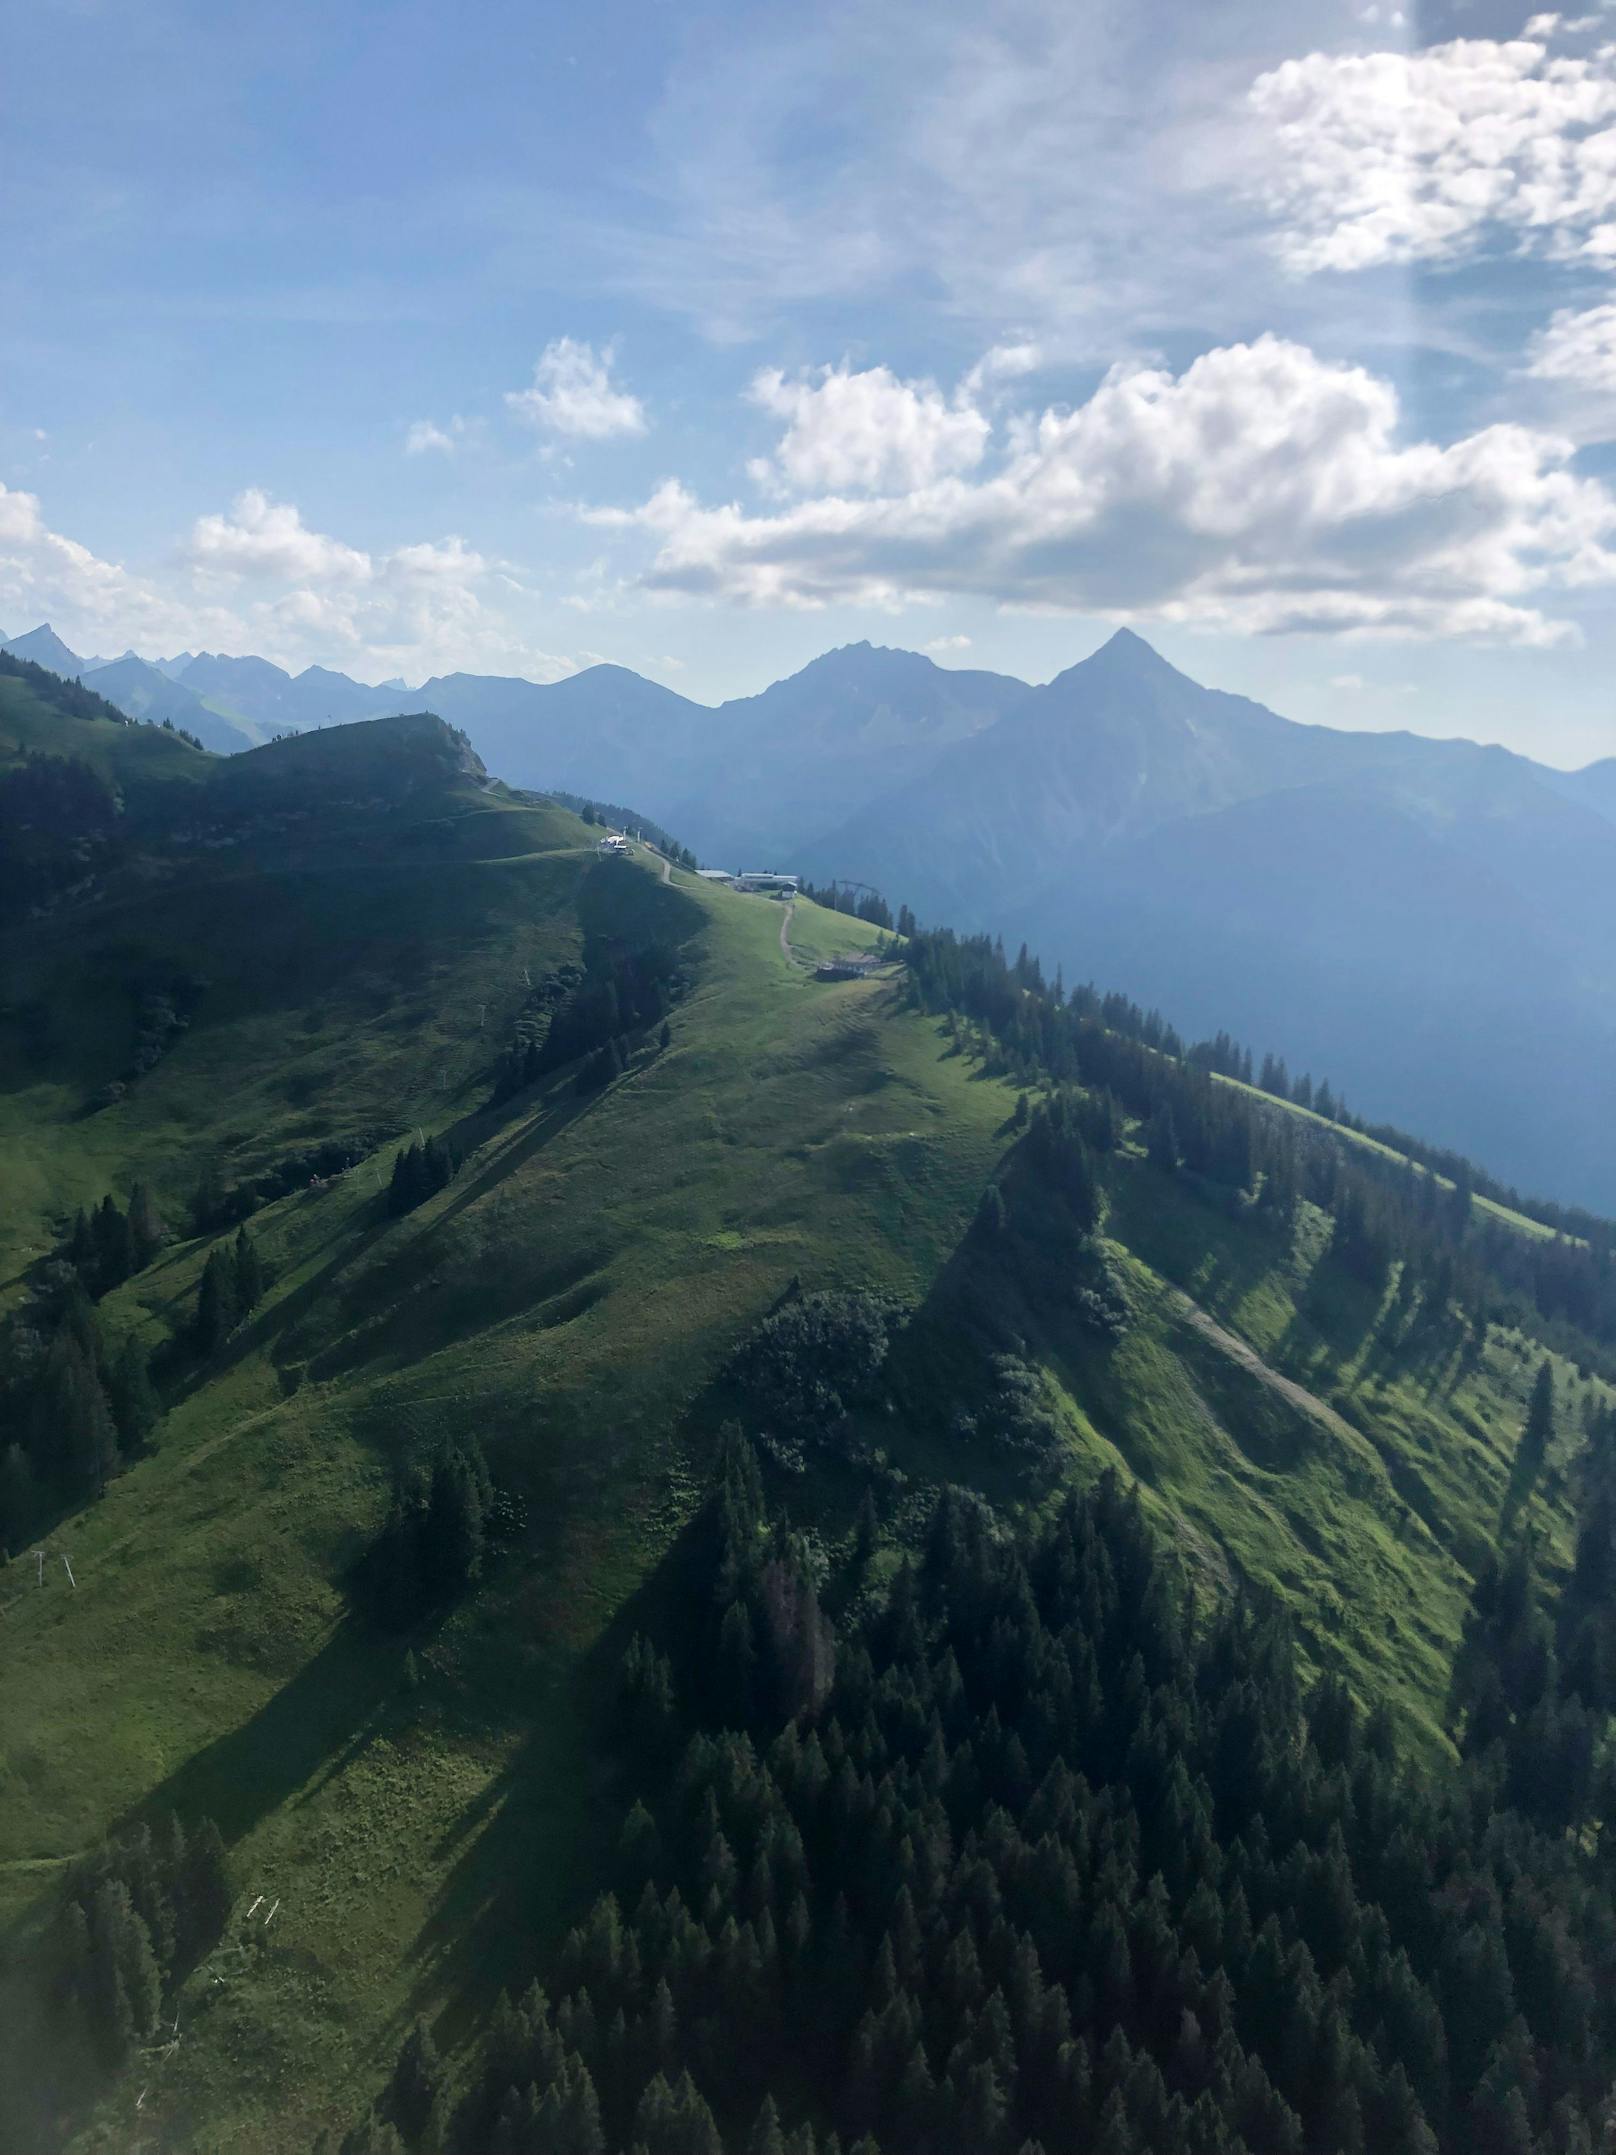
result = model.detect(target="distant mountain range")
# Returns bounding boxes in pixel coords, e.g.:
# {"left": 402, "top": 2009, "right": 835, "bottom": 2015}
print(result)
{"left": 9, "top": 617, "right": 1615, "bottom": 1204}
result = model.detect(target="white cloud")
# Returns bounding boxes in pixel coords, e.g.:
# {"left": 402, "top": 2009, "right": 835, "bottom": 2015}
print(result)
{"left": 587, "top": 334, "right": 1616, "bottom": 644}
{"left": 0, "top": 480, "right": 212, "bottom": 649}
{"left": 1527, "top": 300, "right": 1616, "bottom": 388}
{"left": 746, "top": 362, "right": 990, "bottom": 496}
{"left": 188, "top": 488, "right": 372, "bottom": 584}
{"left": 506, "top": 338, "right": 647, "bottom": 439}
{"left": 1249, "top": 26, "right": 1616, "bottom": 273}
{"left": 1330, "top": 672, "right": 1366, "bottom": 688}
{"left": 405, "top": 415, "right": 476, "bottom": 456}
{"left": 961, "top": 342, "right": 1044, "bottom": 399}
{"left": 0, "top": 477, "right": 576, "bottom": 685}
{"left": 925, "top": 633, "right": 974, "bottom": 652}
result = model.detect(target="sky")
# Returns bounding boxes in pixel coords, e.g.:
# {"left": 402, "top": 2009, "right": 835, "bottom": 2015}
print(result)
{"left": 7, "top": 0, "right": 1616, "bottom": 764}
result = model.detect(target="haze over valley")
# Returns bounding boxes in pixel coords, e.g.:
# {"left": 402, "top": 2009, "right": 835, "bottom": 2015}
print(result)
{"left": 11, "top": 2, "right": 1616, "bottom": 2152}
{"left": 15, "top": 619, "right": 1614, "bottom": 1211}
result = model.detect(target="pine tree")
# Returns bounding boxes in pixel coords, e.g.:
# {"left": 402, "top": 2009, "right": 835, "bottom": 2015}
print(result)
{"left": 176, "top": 1816, "right": 232, "bottom": 1963}
{"left": 1522, "top": 1359, "right": 1555, "bottom": 1463}
{"left": 421, "top": 1438, "right": 489, "bottom": 1601}
{"left": 195, "top": 1246, "right": 237, "bottom": 1354}
{"left": 107, "top": 1335, "right": 160, "bottom": 1453}
{"left": 0, "top": 1442, "right": 35, "bottom": 1548}
{"left": 748, "top": 2095, "right": 787, "bottom": 2155}
{"left": 91, "top": 1194, "right": 135, "bottom": 1296}
{"left": 190, "top": 1160, "right": 227, "bottom": 1235}
{"left": 233, "top": 1226, "right": 264, "bottom": 1316}
{"left": 387, "top": 2017, "right": 446, "bottom": 2149}
{"left": 1147, "top": 1107, "right": 1179, "bottom": 1173}
{"left": 33, "top": 1327, "right": 118, "bottom": 1496}
{"left": 86, "top": 1878, "right": 161, "bottom": 2065}
{"left": 126, "top": 1180, "right": 165, "bottom": 1267}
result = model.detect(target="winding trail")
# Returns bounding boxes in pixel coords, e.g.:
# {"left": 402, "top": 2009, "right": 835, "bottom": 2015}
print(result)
{"left": 1166, "top": 1286, "right": 1362, "bottom": 1450}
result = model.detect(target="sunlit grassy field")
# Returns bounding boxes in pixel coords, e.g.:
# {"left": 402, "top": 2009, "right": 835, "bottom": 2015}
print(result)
{"left": 0, "top": 695, "right": 1602, "bottom": 2150}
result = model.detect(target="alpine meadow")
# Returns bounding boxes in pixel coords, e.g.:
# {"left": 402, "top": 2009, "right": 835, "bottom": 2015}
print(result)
{"left": 2, "top": 631, "right": 1616, "bottom": 2155}
{"left": 15, "top": 3, "right": 1616, "bottom": 2151}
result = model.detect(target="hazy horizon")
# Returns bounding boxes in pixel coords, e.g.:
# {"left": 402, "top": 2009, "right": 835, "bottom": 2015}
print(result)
{"left": 10, "top": 0, "right": 1616, "bottom": 764}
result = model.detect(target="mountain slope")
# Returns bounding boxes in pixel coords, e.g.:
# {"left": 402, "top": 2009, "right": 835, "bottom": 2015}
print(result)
{"left": 415, "top": 663, "right": 709, "bottom": 809}
{"left": 801, "top": 632, "right": 1616, "bottom": 1206}
{"left": 2, "top": 623, "right": 86, "bottom": 675}
{"left": 0, "top": 695, "right": 1611, "bottom": 2150}
{"left": 82, "top": 653, "right": 257, "bottom": 753}
{"left": 664, "top": 642, "right": 1028, "bottom": 864}
{"left": 176, "top": 652, "right": 402, "bottom": 733}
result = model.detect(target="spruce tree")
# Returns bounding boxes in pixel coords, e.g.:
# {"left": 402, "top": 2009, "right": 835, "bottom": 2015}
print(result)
{"left": 86, "top": 1879, "right": 161, "bottom": 2065}
{"left": 195, "top": 1246, "right": 238, "bottom": 1354}
{"left": 33, "top": 1327, "right": 118, "bottom": 1496}
{"left": 107, "top": 1335, "right": 160, "bottom": 1453}
{"left": 1522, "top": 1359, "right": 1555, "bottom": 1463}
{"left": 0, "top": 1442, "right": 35, "bottom": 1548}
{"left": 91, "top": 1194, "right": 135, "bottom": 1296}
{"left": 387, "top": 2017, "right": 446, "bottom": 2149}
{"left": 126, "top": 1181, "right": 165, "bottom": 1268}
{"left": 233, "top": 1226, "right": 264, "bottom": 1315}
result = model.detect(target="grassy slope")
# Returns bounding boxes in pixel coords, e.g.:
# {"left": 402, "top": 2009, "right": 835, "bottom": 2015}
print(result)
{"left": 0, "top": 671, "right": 213, "bottom": 801}
{"left": 1211, "top": 1068, "right": 1563, "bottom": 1242}
{"left": 0, "top": 717, "right": 1603, "bottom": 2150}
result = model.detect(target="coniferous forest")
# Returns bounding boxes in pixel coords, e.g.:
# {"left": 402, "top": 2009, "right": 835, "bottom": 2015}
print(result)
{"left": 10, "top": 659, "right": 1616, "bottom": 2155}
{"left": 346, "top": 1432, "right": 1616, "bottom": 2155}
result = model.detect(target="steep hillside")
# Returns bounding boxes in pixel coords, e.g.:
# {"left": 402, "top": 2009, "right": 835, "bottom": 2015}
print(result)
{"left": 81, "top": 655, "right": 256, "bottom": 754}
{"left": 1, "top": 701, "right": 1612, "bottom": 2152}
{"left": 176, "top": 653, "right": 399, "bottom": 734}
{"left": 661, "top": 643, "right": 1026, "bottom": 865}
{"left": 801, "top": 634, "right": 1616, "bottom": 1208}
{"left": 1, "top": 624, "right": 87, "bottom": 675}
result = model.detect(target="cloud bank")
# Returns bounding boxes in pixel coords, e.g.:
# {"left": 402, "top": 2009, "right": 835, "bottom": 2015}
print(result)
{"left": 1250, "top": 24, "right": 1616, "bottom": 273}
{"left": 0, "top": 481, "right": 573, "bottom": 681}
{"left": 588, "top": 339, "right": 1616, "bottom": 644}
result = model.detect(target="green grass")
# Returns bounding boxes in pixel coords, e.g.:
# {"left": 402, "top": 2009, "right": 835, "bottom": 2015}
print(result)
{"left": 0, "top": 728, "right": 1605, "bottom": 2149}
{"left": 1210, "top": 1069, "right": 1565, "bottom": 1243}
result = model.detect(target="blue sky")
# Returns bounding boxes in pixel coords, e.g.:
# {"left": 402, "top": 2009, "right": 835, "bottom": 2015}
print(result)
{"left": 7, "top": 0, "right": 1616, "bottom": 764}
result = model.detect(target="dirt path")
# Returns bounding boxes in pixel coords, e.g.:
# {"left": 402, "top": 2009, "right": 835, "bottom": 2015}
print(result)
{"left": 1166, "top": 1286, "right": 1363, "bottom": 1449}
{"left": 777, "top": 897, "right": 815, "bottom": 971}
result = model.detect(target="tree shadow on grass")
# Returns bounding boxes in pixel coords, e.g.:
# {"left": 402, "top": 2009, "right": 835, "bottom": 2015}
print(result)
{"left": 120, "top": 1615, "right": 408, "bottom": 1849}
{"left": 1498, "top": 1435, "right": 1547, "bottom": 1542}
{"left": 395, "top": 1523, "right": 702, "bottom": 2052}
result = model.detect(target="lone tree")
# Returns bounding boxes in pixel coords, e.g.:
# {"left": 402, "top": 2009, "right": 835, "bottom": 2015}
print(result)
{"left": 1522, "top": 1359, "right": 1555, "bottom": 1464}
{"left": 194, "top": 1246, "right": 238, "bottom": 1354}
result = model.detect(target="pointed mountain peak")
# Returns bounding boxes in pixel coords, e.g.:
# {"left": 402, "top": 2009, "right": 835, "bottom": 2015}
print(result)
{"left": 1091, "top": 626, "right": 1173, "bottom": 670}
{"left": 2, "top": 622, "right": 86, "bottom": 674}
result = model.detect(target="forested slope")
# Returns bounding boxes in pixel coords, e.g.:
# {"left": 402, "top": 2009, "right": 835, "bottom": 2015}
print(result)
{"left": 0, "top": 676, "right": 1613, "bottom": 2153}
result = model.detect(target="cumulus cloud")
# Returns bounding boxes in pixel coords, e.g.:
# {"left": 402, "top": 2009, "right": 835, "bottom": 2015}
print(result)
{"left": 746, "top": 362, "right": 990, "bottom": 496}
{"left": 925, "top": 633, "right": 974, "bottom": 652}
{"left": 586, "top": 335, "right": 1616, "bottom": 643}
{"left": 1528, "top": 300, "right": 1616, "bottom": 389}
{"left": 506, "top": 338, "right": 647, "bottom": 439}
{"left": 1248, "top": 26, "right": 1616, "bottom": 273}
{"left": 188, "top": 489, "right": 372, "bottom": 584}
{"left": 0, "top": 477, "right": 574, "bottom": 683}
{"left": 176, "top": 492, "right": 553, "bottom": 678}
{"left": 405, "top": 415, "right": 477, "bottom": 456}
{"left": 0, "top": 480, "right": 214, "bottom": 649}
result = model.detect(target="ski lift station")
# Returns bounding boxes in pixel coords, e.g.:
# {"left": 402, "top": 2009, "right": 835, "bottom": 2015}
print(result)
{"left": 695, "top": 868, "right": 800, "bottom": 895}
